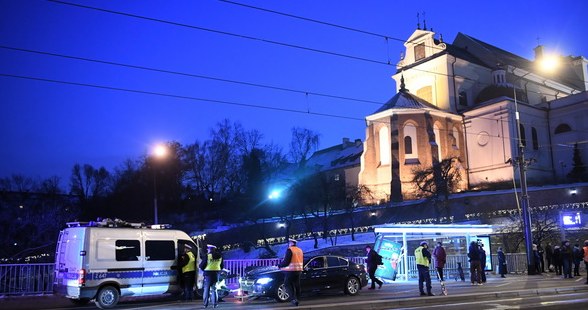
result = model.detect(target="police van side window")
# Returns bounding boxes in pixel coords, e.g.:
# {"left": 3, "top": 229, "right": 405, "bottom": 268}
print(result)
{"left": 146, "top": 240, "right": 175, "bottom": 261}
{"left": 115, "top": 240, "right": 140, "bottom": 261}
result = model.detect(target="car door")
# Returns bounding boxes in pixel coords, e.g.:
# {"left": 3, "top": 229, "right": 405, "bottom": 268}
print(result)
{"left": 303, "top": 256, "right": 328, "bottom": 291}
{"left": 325, "top": 256, "right": 348, "bottom": 290}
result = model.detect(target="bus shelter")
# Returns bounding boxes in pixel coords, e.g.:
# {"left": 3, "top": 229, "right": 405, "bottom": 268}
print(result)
{"left": 373, "top": 224, "right": 494, "bottom": 281}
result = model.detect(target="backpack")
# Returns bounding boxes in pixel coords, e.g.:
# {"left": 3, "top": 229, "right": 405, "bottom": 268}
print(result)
{"left": 376, "top": 253, "right": 384, "bottom": 265}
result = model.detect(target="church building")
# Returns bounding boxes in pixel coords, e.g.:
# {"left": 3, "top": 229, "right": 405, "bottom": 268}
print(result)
{"left": 359, "top": 27, "right": 588, "bottom": 203}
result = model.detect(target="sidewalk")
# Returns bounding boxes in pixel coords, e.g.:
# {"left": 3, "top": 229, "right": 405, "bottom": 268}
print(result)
{"left": 1, "top": 273, "right": 587, "bottom": 310}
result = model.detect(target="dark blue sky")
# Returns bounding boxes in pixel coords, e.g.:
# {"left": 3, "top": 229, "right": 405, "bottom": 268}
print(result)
{"left": 1, "top": 0, "right": 587, "bottom": 186}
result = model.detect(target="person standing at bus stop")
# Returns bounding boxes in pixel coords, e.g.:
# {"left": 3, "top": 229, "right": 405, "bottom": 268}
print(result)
{"left": 432, "top": 242, "right": 446, "bottom": 282}
{"left": 415, "top": 241, "right": 434, "bottom": 296}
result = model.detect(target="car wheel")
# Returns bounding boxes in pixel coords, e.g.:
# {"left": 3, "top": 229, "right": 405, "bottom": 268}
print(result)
{"left": 344, "top": 276, "right": 360, "bottom": 295}
{"left": 94, "top": 285, "right": 120, "bottom": 309}
{"left": 274, "top": 283, "right": 290, "bottom": 302}
{"left": 70, "top": 298, "right": 91, "bottom": 305}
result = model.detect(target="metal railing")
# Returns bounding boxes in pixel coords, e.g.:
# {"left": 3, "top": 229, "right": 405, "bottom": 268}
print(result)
{"left": 0, "top": 263, "right": 54, "bottom": 296}
{"left": 0, "top": 254, "right": 527, "bottom": 296}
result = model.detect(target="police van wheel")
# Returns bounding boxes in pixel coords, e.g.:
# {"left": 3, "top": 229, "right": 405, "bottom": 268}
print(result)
{"left": 95, "top": 286, "right": 120, "bottom": 309}
{"left": 70, "top": 298, "right": 90, "bottom": 305}
{"left": 274, "top": 283, "right": 290, "bottom": 302}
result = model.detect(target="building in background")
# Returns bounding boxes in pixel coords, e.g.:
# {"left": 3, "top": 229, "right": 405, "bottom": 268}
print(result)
{"left": 359, "top": 27, "right": 588, "bottom": 203}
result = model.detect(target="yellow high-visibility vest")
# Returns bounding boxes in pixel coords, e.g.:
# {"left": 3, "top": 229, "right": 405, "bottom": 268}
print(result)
{"left": 182, "top": 251, "right": 195, "bottom": 273}
{"left": 204, "top": 253, "right": 222, "bottom": 271}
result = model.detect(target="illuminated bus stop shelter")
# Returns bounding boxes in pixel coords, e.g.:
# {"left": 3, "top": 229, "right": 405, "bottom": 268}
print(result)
{"left": 373, "top": 224, "right": 494, "bottom": 281}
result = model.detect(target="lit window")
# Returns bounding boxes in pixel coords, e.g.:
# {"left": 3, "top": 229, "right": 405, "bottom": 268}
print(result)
{"left": 379, "top": 126, "right": 390, "bottom": 165}
{"left": 403, "top": 123, "right": 418, "bottom": 160}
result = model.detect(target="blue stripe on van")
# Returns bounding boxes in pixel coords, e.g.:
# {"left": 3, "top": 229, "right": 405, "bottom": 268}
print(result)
{"left": 87, "top": 270, "right": 178, "bottom": 280}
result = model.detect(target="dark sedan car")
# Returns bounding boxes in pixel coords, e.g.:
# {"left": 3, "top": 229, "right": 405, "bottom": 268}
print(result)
{"left": 239, "top": 255, "right": 368, "bottom": 302}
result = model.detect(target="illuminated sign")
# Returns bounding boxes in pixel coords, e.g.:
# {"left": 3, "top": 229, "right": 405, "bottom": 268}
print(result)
{"left": 561, "top": 212, "right": 582, "bottom": 227}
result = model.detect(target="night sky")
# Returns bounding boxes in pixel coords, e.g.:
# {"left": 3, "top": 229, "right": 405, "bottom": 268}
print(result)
{"left": 1, "top": 0, "right": 587, "bottom": 186}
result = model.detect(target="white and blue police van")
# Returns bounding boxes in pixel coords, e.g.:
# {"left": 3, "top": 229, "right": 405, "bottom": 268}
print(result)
{"left": 53, "top": 219, "right": 200, "bottom": 309}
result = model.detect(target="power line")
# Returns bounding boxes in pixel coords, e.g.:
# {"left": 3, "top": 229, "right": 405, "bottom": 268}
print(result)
{"left": 0, "top": 45, "right": 382, "bottom": 105}
{"left": 46, "top": 0, "right": 389, "bottom": 66}
{"left": 0, "top": 72, "right": 364, "bottom": 122}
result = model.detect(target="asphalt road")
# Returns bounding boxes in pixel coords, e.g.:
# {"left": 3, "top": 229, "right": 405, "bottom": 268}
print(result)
{"left": 1, "top": 272, "right": 587, "bottom": 310}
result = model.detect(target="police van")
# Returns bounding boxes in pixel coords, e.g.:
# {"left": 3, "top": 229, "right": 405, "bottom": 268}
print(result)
{"left": 53, "top": 218, "right": 200, "bottom": 309}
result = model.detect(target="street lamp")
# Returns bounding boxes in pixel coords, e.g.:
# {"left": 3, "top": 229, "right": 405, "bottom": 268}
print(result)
{"left": 268, "top": 186, "right": 290, "bottom": 241}
{"left": 152, "top": 144, "right": 168, "bottom": 224}
{"left": 510, "top": 55, "right": 560, "bottom": 275}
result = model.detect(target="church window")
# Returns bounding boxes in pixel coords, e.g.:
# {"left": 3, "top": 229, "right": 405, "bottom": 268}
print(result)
{"left": 452, "top": 127, "right": 460, "bottom": 150}
{"left": 403, "top": 123, "right": 418, "bottom": 160}
{"left": 414, "top": 43, "right": 426, "bottom": 61}
{"left": 554, "top": 123, "right": 572, "bottom": 134}
{"left": 434, "top": 124, "right": 442, "bottom": 160}
{"left": 532, "top": 127, "right": 539, "bottom": 150}
{"left": 519, "top": 124, "right": 526, "bottom": 147}
{"left": 379, "top": 126, "right": 390, "bottom": 165}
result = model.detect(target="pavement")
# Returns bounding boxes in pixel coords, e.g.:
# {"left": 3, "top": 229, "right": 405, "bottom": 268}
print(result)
{"left": 1, "top": 272, "right": 588, "bottom": 309}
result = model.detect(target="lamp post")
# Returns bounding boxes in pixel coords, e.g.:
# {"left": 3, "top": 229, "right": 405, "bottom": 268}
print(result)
{"left": 152, "top": 144, "right": 168, "bottom": 224}
{"left": 513, "top": 86, "right": 536, "bottom": 275}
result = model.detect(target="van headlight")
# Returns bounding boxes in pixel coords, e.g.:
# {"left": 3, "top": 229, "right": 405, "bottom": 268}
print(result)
{"left": 255, "top": 277, "right": 273, "bottom": 285}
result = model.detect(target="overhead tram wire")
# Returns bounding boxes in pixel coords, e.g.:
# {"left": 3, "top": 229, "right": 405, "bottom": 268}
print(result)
{"left": 0, "top": 44, "right": 565, "bottom": 128}
{"left": 46, "top": 0, "right": 389, "bottom": 66}
{"left": 45, "top": 1, "right": 585, "bottom": 92}
{"left": 0, "top": 72, "right": 363, "bottom": 122}
{"left": 0, "top": 45, "right": 381, "bottom": 106}
{"left": 0, "top": 72, "right": 514, "bottom": 145}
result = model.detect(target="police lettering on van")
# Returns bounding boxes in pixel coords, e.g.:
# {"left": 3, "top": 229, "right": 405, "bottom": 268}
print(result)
{"left": 53, "top": 219, "right": 200, "bottom": 309}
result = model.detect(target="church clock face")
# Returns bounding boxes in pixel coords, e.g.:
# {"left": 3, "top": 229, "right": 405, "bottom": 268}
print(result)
{"left": 477, "top": 131, "right": 490, "bottom": 146}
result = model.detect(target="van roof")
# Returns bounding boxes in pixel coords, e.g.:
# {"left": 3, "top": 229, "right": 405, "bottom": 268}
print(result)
{"left": 66, "top": 218, "right": 172, "bottom": 230}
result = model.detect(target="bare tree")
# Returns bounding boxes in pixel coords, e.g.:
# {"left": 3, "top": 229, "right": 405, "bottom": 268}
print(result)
{"left": 69, "top": 164, "right": 111, "bottom": 201}
{"left": 289, "top": 127, "right": 320, "bottom": 167}
{"left": 411, "top": 157, "right": 462, "bottom": 222}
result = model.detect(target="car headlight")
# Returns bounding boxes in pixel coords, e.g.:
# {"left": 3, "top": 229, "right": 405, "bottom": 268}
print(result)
{"left": 255, "top": 277, "right": 273, "bottom": 285}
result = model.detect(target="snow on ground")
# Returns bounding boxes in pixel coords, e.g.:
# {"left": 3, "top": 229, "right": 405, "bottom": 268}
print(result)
{"left": 223, "top": 232, "right": 377, "bottom": 260}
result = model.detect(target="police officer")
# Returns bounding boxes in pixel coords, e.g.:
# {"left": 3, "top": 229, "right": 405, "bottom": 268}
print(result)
{"left": 179, "top": 245, "right": 196, "bottom": 301}
{"left": 201, "top": 244, "right": 223, "bottom": 308}
{"left": 415, "top": 241, "right": 434, "bottom": 296}
{"left": 278, "top": 238, "right": 303, "bottom": 306}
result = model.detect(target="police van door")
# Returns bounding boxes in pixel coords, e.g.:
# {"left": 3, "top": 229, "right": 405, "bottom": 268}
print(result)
{"left": 142, "top": 232, "right": 177, "bottom": 295}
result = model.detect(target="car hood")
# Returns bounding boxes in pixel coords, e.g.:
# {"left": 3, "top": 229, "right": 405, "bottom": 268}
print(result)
{"left": 245, "top": 265, "right": 281, "bottom": 277}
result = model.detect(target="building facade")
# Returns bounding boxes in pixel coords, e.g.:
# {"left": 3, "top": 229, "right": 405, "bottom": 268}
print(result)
{"left": 359, "top": 28, "right": 588, "bottom": 203}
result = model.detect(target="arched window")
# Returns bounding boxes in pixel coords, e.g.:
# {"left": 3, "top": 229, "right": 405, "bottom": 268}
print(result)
{"left": 554, "top": 123, "right": 572, "bottom": 134}
{"left": 532, "top": 127, "right": 539, "bottom": 150}
{"left": 403, "top": 123, "right": 418, "bottom": 160}
{"left": 452, "top": 127, "right": 460, "bottom": 150}
{"left": 519, "top": 124, "right": 526, "bottom": 147}
{"left": 434, "top": 124, "right": 442, "bottom": 160}
{"left": 379, "top": 126, "right": 390, "bottom": 165}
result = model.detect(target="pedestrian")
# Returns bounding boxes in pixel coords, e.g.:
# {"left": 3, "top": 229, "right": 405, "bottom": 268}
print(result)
{"left": 553, "top": 245, "right": 562, "bottom": 275}
{"left": 432, "top": 241, "right": 446, "bottom": 281}
{"left": 572, "top": 243, "right": 582, "bottom": 276}
{"left": 365, "top": 245, "right": 384, "bottom": 289}
{"left": 561, "top": 241, "right": 574, "bottom": 279}
{"left": 537, "top": 243, "right": 545, "bottom": 273}
{"left": 200, "top": 244, "right": 223, "bottom": 308}
{"left": 582, "top": 240, "right": 588, "bottom": 284}
{"left": 545, "top": 242, "right": 554, "bottom": 272}
{"left": 468, "top": 241, "right": 482, "bottom": 285}
{"left": 497, "top": 247, "right": 507, "bottom": 278}
{"left": 479, "top": 243, "right": 487, "bottom": 283}
{"left": 178, "top": 244, "right": 196, "bottom": 302}
{"left": 278, "top": 238, "right": 303, "bottom": 306}
{"left": 415, "top": 241, "right": 434, "bottom": 296}
{"left": 532, "top": 243, "right": 542, "bottom": 274}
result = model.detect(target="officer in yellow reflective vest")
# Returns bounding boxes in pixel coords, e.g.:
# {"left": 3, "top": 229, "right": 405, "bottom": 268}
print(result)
{"left": 200, "top": 244, "right": 223, "bottom": 308}
{"left": 278, "top": 238, "right": 303, "bottom": 307}
{"left": 179, "top": 245, "right": 196, "bottom": 301}
{"left": 415, "top": 241, "right": 434, "bottom": 296}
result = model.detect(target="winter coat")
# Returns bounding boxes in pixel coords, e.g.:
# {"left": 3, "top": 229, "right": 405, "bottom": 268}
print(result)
{"left": 433, "top": 246, "right": 447, "bottom": 269}
{"left": 498, "top": 250, "right": 507, "bottom": 275}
